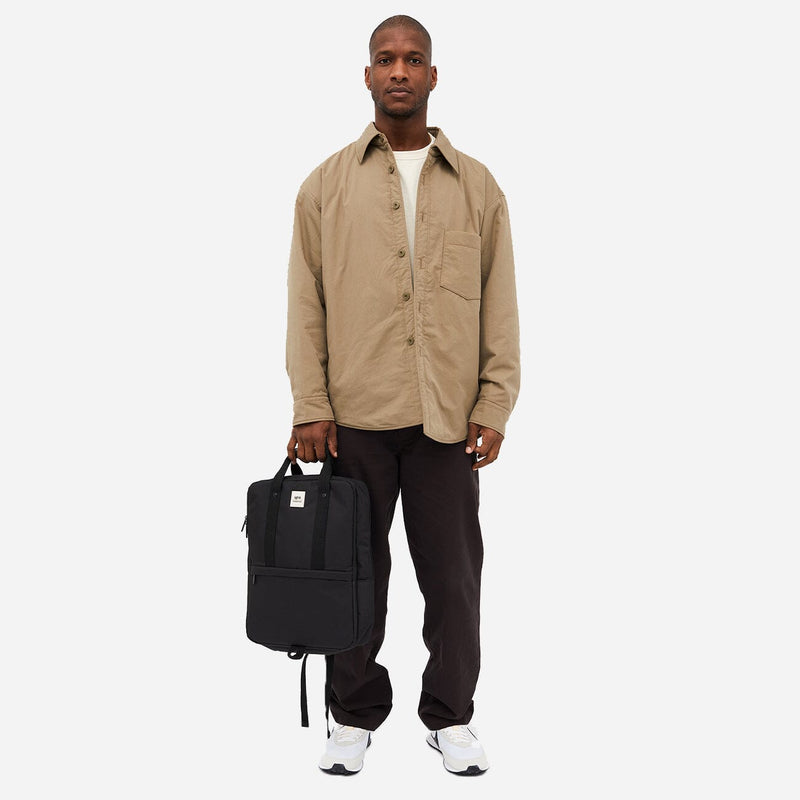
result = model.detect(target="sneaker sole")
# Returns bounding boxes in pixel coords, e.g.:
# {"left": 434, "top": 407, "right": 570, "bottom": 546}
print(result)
{"left": 319, "top": 762, "right": 361, "bottom": 776}
{"left": 426, "top": 734, "right": 488, "bottom": 776}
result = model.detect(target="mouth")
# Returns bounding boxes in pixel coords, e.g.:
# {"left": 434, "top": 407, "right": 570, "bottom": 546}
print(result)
{"left": 387, "top": 88, "right": 412, "bottom": 95}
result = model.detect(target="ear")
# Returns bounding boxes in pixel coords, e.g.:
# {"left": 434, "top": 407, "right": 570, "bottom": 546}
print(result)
{"left": 364, "top": 65, "right": 371, "bottom": 90}
{"left": 430, "top": 65, "right": 438, "bottom": 91}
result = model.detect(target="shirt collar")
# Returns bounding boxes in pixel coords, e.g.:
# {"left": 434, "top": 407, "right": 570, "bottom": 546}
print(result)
{"left": 355, "top": 122, "right": 460, "bottom": 174}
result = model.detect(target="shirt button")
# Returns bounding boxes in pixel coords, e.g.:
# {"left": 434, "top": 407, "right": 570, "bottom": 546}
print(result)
{"left": 388, "top": 165, "right": 395, "bottom": 173}
{"left": 407, "top": 336, "right": 415, "bottom": 345}
{"left": 398, "top": 248, "right": 406, "bottom": 258}
{"left": 402, "top": 291, "right": 410, "bottom": 301}
{"left": 393, "top": 201, "right": 400, "bottom": 210}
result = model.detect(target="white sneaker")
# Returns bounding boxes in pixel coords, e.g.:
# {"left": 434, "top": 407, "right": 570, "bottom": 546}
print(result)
{"left": 319, "top": 724, "right": 372, "bottom": 775}
{"left": 426, "top": 724, "right": 489, "bottom": 775}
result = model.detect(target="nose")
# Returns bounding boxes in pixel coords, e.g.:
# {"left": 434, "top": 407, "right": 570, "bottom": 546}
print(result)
{"left": 390, "top": 60, "right": 409, "bottom": 82}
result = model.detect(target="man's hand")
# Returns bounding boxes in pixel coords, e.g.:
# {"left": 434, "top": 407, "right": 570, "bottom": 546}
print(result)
{"left": 288, "top": 420, "right": 338, "bottom": 464}
{"left": 465, "top": 422, "right": 504, "bottom": 470}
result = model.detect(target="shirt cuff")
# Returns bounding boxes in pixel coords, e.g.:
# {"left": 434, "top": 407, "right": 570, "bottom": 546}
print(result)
{"left": 468, "top": 398, "right": 510, "bottom": 437}
{"left": 292, "top": 394, "right": 335, "bottom": 427}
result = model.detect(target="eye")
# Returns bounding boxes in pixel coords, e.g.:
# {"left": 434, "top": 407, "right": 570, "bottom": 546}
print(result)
{"left": 410, "top": 58, "right": 422, "bottom": 64}
{"left": 377, "top": 58, "right": 390, "bottom": 65}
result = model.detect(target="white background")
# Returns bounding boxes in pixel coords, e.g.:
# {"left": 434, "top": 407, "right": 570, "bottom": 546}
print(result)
{"left": 1, "top": 1, "right": 798, "bottom": 797}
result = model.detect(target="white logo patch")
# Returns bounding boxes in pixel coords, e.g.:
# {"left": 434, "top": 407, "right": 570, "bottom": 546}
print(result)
{"left": 289, "top": 491, "right": 306, "bottom": 508}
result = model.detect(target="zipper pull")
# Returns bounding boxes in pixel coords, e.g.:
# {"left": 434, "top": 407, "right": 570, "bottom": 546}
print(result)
{"left": 241, "top": 515, "right": 247, "bottom": 535}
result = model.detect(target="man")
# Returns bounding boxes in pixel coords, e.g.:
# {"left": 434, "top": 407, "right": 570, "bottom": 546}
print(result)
{"left": 284, "top": 15, "right": 520, "bottom": 776}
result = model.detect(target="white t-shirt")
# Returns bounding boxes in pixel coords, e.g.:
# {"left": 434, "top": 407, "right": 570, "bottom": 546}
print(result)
{"left": 393, "top": 133, "right": 435, "bottom": 285}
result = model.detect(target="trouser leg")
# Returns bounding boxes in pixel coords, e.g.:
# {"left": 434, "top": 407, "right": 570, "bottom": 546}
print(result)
{"left": 399, "top": 429, "right": 483, "bottom": 730}
{"left": 327, "top": 424, "right": 401, "bottom": 730}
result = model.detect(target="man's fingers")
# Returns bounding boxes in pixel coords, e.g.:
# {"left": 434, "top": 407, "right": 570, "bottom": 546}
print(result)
{"left": 290, "top": 421, "right": 337, "bottom": 463}
{"left": 328, "top": 432, "right": 338, "bottom": 457}
{"left": 287, "top": 435, "right": 298, "bottom": 464}
{"left": 472, "top": 449, "right": 497, "bottom": 470}
{"left": 465, "top": 422, "right": 480, "bottom": 454}
{"left": 298, "top": 437, "right": 316, "bottom": 463}
{"left": 471, "top": 432, "right": 503, "bottom": 470}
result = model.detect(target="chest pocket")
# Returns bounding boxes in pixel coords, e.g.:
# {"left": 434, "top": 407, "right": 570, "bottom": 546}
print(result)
{"left": 440, "top": 230, "right": 482, "bottom": 301}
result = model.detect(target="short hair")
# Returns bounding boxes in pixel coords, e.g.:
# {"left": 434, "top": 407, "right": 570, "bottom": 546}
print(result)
{"left": 368, "top": 15, "right": 432, "bottom": 60}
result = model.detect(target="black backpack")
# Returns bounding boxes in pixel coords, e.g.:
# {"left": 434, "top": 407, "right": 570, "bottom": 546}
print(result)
{"left": 243, "top": 443, "right": 373, "bottom": 727}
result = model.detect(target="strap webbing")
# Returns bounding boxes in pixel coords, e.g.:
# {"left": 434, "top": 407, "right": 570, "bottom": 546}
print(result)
{"left": 299, "top": 653, "right": 309, "bottom": 727}
{"left": 287, "top": 651, "right": 334, "bottom": 731}
{"left": 310, "top": 444, "right": 333, "bottom": 569}
{"left": 262, "top": 460, "right": 303, "bottom": 566}
{"left": 288, "top": 651, "right": 310, "bottom": 728}
{"left": 324, "top": 654, "right": 334, "bottom": 738}
{"left": 263, "top": 444, "right": 334, "bottom": 569}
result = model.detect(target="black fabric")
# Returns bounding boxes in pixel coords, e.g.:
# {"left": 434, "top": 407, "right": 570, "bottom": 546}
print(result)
{"left": 324, "top": 654, "right": 334, "bottom": 738}
{"left": 299, "top": 653, "right": 309, "bottom": 727}
{"left": 244, "top": 443, "right": 374, "bottom": 726}
{"left": 327, "top": 424, "right": 483, "bottom": 731}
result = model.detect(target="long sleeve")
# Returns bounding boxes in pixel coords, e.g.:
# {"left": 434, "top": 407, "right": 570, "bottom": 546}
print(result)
{"left": 468, "top": 191, "right": 521, "bottom": 436}
{"left": 285, "top": 186, "right": 335, "bottom": 426}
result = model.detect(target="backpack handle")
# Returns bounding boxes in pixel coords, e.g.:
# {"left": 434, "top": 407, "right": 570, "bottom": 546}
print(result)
{"left": 274, "top": 442, "right": 333, "bottom": 483}
{"left": 262, "top": 440, "right": 334, "bottom": 569}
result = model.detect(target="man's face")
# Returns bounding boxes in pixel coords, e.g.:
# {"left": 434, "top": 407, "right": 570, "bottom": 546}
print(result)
{"left": 365, "top": 27, "right": 437, "bottom": 119}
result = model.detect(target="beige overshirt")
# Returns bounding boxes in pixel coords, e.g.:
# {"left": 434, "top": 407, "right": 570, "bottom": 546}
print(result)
{"left": 285, "top": 122, "right": 521, "bottom": 444}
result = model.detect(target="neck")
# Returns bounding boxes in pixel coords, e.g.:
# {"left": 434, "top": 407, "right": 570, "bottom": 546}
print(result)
{"left": 374, "top": 109, "right": 431, "bottom": 151}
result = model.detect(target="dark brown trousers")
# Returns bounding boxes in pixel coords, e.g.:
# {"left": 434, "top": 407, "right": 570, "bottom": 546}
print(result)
{"left": 329, "top": 423, "right": 483, "bottom": 731}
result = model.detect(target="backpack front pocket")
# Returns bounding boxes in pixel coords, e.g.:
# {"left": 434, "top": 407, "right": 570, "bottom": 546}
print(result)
{"left": 246, "top": 566, "right": 356, "bottom": 653}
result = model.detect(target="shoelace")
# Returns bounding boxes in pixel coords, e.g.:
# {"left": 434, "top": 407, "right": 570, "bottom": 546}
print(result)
{"left": 442, "top": 725, "right": 473, "bottom": 744}
{"left": 334, "top": 725, "right": 366, "bottom": 744}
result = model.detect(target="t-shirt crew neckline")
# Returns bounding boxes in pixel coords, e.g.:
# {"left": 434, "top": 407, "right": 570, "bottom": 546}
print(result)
{"left": 392, "top": 133, "right": 435, "bottom": 159}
